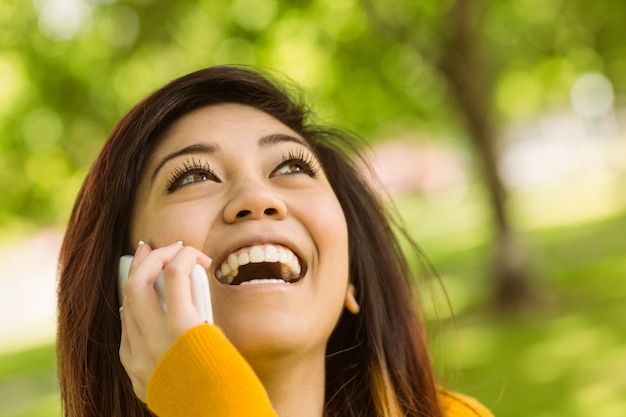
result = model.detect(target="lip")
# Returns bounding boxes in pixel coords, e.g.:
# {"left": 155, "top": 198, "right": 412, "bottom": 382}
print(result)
{"left": 211, "top": 234, "right": 307, "bottom": 285}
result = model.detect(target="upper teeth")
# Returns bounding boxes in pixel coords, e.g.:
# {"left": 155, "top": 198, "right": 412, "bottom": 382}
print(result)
{"left": 215, "top": 244, "right": 301, "bottom": 284}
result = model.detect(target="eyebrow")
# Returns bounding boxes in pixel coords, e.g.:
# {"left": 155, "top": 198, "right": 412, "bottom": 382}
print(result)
{"left": 258, "top": 133, "right": 308, "bottom": 148}
{"left": 150, "top": 133, "right": 309, "bottom": 181}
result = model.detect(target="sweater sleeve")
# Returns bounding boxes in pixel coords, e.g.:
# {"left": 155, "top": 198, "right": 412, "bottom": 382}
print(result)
{"left": 146, "top": 324, "right": 277, "bottom": 417}
{"left": 439, "top": 390, "right": 494, "bottom": 417}
{"left": 146, "top": 325, "right": 492, "bottom": 417}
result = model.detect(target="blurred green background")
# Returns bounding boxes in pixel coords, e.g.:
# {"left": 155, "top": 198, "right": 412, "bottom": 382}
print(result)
{"left": 1, "top": 0, "right": 625, "bottom": 416}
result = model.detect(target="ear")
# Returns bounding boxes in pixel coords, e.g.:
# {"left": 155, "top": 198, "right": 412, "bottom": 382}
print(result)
{"left": 344, "top": 283, "right": 360, "bottom": 314}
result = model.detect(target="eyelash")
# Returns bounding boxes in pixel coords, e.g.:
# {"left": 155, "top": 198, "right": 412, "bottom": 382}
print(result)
{"left": 166, "top": 157, "right": 219, "bottom": 193}
{"left": 277, "top": 149, "right": 319, "bottom": 177}
{"left": 165, "top": 150, "right": 319, "bottom": 193}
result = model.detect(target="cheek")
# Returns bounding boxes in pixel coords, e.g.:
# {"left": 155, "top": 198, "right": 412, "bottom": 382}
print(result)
{"left": 312, "top": 196, "right": 350, "bottom": 282}
{"left": 131, "top": 204, "right": 218, "bottom": 248}
{"left": 315, "top": 198, "right": 349, "bottom": 252}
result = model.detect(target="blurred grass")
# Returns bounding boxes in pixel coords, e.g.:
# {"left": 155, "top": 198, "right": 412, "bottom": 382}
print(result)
{"left": 0, "top": 344, "right": 59, "bottom": 417}
{"left": 1, "top": 178, "right": 624, "bottom": 417}
{"left": 396, "top": 178, "right": 626, "bottom": 417}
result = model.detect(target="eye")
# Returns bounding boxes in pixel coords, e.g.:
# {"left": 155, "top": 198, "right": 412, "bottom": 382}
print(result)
{"left": 273, "top": 149, "right": 319, "bottom": 177}
{"left": 166, "top": 158, "right": 221, "bottom": 192}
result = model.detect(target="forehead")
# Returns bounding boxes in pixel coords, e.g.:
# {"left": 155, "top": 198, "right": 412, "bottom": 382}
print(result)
{"left": 155, "top": 103, "right": 304, "bottom": 153}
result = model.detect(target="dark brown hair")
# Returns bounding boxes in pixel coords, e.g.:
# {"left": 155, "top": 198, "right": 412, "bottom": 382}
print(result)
{"left": 57, "top": 65, "right": 442, "bottom": 417}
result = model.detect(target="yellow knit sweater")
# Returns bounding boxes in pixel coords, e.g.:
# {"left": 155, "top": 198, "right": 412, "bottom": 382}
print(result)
{"left": 147, "top": 325, "right": 493, "bottom": 417}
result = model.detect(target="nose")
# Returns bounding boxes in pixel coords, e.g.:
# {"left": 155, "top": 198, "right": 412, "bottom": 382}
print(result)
{"left": 222, "top": 182, "right": 287, "bottom": 223}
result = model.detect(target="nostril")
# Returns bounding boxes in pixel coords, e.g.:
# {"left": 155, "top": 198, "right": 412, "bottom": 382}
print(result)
{"left": 234, "top": 208, "right": 279, "bottom": 219}
{"left": 236, "top": 210, "right": 251, "bottom": 218}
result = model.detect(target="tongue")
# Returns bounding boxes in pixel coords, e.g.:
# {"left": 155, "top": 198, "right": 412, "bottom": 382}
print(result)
{"left": 231, "top": 262, "right": 284, "bottom": 285}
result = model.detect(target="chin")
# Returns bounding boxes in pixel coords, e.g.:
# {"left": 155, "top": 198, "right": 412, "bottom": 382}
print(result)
{"left": 217, "top": 314, "right": 331, "bottom": 361}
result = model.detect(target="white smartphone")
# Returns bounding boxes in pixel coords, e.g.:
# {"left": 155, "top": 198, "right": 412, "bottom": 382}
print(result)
{"left": 118, "top": 255, "right": 213, "bottom": 324}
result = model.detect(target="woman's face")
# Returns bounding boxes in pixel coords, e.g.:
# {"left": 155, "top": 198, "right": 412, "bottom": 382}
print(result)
{"left": 131, "top": 103, "right": 350, "bottom": 360}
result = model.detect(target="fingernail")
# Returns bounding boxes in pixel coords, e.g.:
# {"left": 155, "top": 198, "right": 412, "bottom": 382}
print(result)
{"left": 176, "top": 240, "right": 183, "bottom": 246}
{"left": 135, "top": 240, "right": 146, "bottom": 255}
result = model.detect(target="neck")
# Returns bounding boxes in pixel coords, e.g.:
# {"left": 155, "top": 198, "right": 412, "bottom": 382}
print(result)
{"left": 248, "top": 351, "right": 326, "bottom": 417}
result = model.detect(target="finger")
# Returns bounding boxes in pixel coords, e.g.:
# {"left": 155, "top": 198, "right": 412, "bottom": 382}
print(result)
{"left": 119, "top": 305, "right": 136, "bottom": 377}
{"left": 130, "top": 240, "right": 152, "bottom": 266}
{"left": 162, "top": 246, "right": 212, "bottom": 328}
{"left": 119, "top": 302, "right": 146, "bottom": 366}
{"left": 119, "top": 295, "right": 152, "bottom": 402}
{"left": 124, "top": 241, "right": 187, "bottom": 317}
{"left": 162, "top": 247, "right": 201, "bottom": 316}
{"left": 128, "top": 241, "right": 183, "bottom": 285}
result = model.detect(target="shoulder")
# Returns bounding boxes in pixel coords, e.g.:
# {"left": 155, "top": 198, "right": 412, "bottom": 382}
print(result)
{"left": 438, "top": 390, "right": 494, "bottom": 417}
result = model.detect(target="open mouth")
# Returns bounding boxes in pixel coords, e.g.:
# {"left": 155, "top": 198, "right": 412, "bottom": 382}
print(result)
{"left": 215, "top": 244, "right": 306, "bottom": 286}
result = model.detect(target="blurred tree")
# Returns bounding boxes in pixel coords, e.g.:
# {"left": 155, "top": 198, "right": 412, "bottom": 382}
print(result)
{"left": 356, "top": 0, "right": 626, "bottom": 310}
{"left": 361, "top": 0, "right": 536, "bottom": 310}
{"left": 438, "top": 0, "right": 533, "bottom": 310}
{"left": 2, "top": 0, "right": 625, "bottom": 308}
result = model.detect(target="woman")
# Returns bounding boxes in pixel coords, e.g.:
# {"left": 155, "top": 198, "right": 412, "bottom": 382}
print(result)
{"left": 57, "top": 65, "right": 492, "bottom": 417}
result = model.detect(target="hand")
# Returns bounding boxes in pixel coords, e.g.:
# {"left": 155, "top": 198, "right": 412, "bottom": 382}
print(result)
{"left": 119, "top": 241, "right": 212, "bottom": 402}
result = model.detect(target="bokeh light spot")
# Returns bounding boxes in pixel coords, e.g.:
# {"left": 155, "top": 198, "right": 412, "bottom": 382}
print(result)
{"left": 570, "top": 72, "right": 614, "bottom": 119}
{"left": 33, "top": 0, "right": 93, "bottom": 41}
{"left": 0, "top": 56, "right": 25, "bottom": 112}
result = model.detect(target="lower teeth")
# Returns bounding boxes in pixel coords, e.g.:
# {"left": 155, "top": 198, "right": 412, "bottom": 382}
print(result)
{"left": 240, "top": 278, "right": 288, "bottom": 286}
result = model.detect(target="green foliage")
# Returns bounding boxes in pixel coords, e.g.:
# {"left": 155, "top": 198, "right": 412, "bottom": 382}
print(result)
{"left": 2, "top": 0, "right": 626, "bottom": 229}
